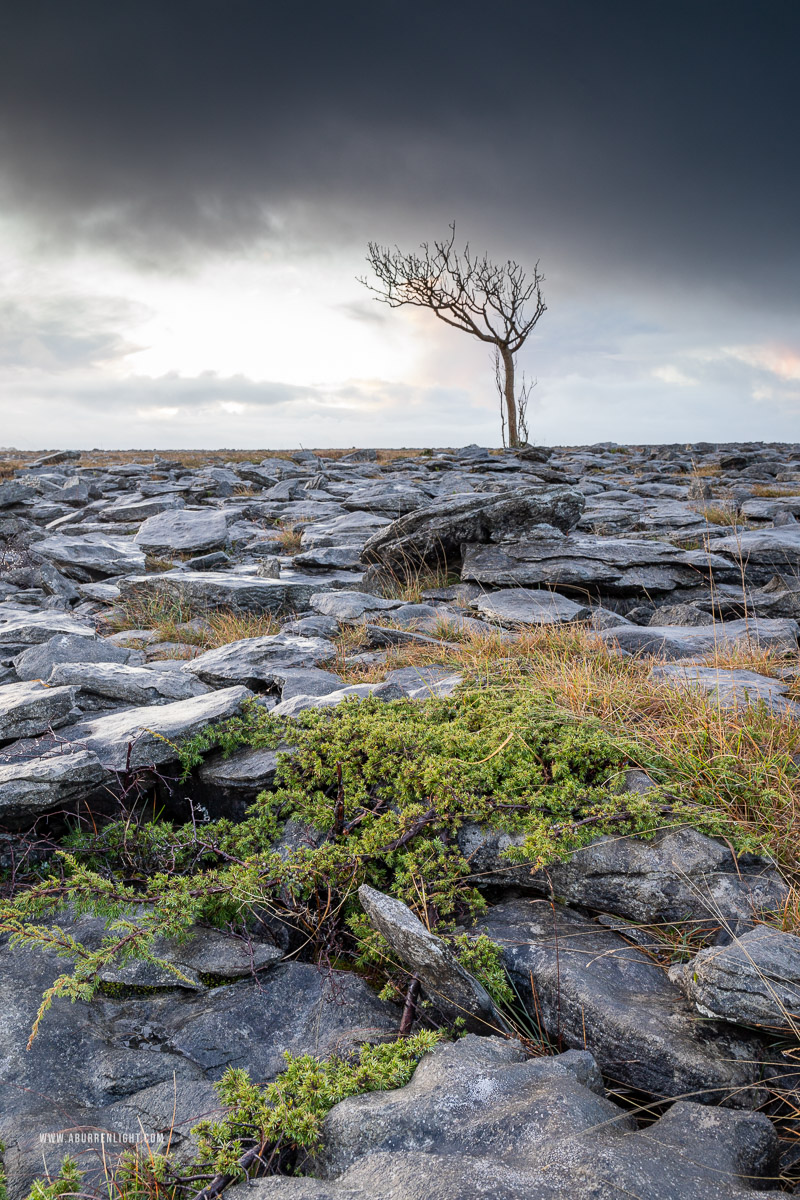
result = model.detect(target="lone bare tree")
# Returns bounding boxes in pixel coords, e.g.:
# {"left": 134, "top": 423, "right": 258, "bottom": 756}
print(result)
{"left": 360, "top": 224, "right": 546, "bottom": 447}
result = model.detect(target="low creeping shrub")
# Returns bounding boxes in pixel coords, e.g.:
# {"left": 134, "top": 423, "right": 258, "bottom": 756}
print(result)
{"left": 2, "top": 687, "right": 743, "bottom": 1041}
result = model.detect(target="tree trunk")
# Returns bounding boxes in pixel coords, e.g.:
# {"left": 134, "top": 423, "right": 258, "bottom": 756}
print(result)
{"left": 499, "top": 345, "right": 519, "bottom": 447}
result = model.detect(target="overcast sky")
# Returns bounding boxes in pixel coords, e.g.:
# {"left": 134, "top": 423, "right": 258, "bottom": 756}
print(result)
{"left": 1, "top": 0, "right": 798, "bottom": 449}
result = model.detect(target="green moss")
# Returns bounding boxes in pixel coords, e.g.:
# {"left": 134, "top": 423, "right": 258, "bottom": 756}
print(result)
{"left": 97, "top": 980, "right": 169, "bottom": 999}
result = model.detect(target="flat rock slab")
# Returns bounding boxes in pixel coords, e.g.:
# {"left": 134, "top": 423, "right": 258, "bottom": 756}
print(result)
{"left": 680, "top": 926, "right": 800, "bottom": 1031}
{"left": 310, "top": 590, "right": 403, "bottom": 621}
{"left": 119, "top": 570, "right": 330, "bottom": 615}
{"left": 0, "top": 748, "right": 106, "bottom": 824}
{"left": 460, "top": 534, "right": 728, "bottom": 595}
{"left": 134, "top": 508, "right": 229, "bottom": 555}
{"left": 90, "top": 922, "right": 284, "bottom": 991}
{"left": 185, "top": 634, "right": 337, "bottom": 689}
{"left": 474, "top": 587, "right": 590, "bottom": 625}
{"left": 467, "top": 898, "right": 766, "bottom": 1104}
{"left": 601, "top": 617, "right": 799, "bottom": 660}
{"left": 271, "top": 682, "right": 406, "bottom": 718}
{"left": 0, "top": 481, "right": 34, "bottom": 508}
{"left": 65, "top": 685, "right": 252, "bottom": 770}
{"left": 0, "top": 679, "right": 77, "bottom": 741}
{"left": 34, "top": 533, "right": 146, "bottom": 578}
{"left": 0, "top": 608, "right": 95, "bottom": 648}
{"left": 382, "top": 666, "right": 463, "bottom": 698}
{"left": 233, "top": 1036, "right": 783, "bottom": 1200}
{"left": 293, "top": 546, "right": 365, "bottom": 570}
{"left": 300, "top": 511, "right": 393, "bottom": 549}
{"left": 712, "top": 527, "right": 800, "bottom": 579}
{"left": 198, "top": 744, "right": 289, "bottom": 793}
{"left": 343, "top": 484, "right": 432, "bottom": 515}
{"left": 276, "top": 667, "right": 344, "bottom": 699}
{"left": 99, "top": 495, "right": 185, "bottom": 523}
{"left": 48, "top": 662, "right": 211, "bottom": 706}
{"left": 649, "top": 602, "right": 715, "bottom": 626}
{"left": 652, "top": 663, "right": 800, "bottom": 714}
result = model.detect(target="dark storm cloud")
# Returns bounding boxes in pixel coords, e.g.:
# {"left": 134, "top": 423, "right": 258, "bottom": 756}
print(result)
{"left": 0, "top": 0, "right": 798, "bottom": 300}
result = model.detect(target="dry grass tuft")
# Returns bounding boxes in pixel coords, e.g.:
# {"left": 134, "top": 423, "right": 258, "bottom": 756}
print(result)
{"left": 691, "top": 464, "right": 723, "bottom": 477}
{"left": 273, "top": 523, "right": 303, "bottom": 553}
{"left": 108, "top": 593, "right": 281, "bottom": 648}
{"left": 696, "top": 502, "right": 739, "bottom": 526}
{"left": 369, "top": 561, "right": 460, "bottom": 604}
{"left": 0, "top": 458, "right": 26, "bottom": 479}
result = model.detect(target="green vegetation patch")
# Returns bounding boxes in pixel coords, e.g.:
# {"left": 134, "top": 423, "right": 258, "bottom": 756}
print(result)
{"left": 2, "top": 688, "right": 738, "bottom": 1039}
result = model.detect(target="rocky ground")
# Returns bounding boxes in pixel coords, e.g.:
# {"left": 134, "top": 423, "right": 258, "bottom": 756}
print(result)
{"left": 2, "top": 440, "right": 800, "bottom": 1198}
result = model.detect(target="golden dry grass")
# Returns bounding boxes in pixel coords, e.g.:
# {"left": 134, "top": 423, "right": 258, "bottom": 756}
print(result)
{"left": 695, "top": 502, "right": 739, "bottom": 526}
{"left": 108, "top": 593, "right": 281, "bottom": 647}
{"left": 751, "top": 483, "right": 800, "bottom": 498}
{"left": 691, "top": 464, "right": 723, "bottom": 477}
{"left": 273, "top": 524, "right": 303, "bottom": 553}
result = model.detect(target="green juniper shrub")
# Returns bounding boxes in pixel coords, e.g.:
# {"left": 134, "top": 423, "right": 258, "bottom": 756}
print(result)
{"left": 21, "top": 1034, "right": 440, "bottom": 1200}
{"left": 2, "top": 688, "right": 742, "bottom": 1040}
{"left": 194, "top": 1031, "right": 441, "bottom": 1178}
{"left": 26, "top": 1157, "right": 83, "bottom": 1200}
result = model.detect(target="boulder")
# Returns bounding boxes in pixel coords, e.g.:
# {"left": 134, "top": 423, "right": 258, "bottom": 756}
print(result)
{"left": 467, "top": 898, "right": 765, "bottom": 1104}
{"left": 185, "top": 634, "right": 337, "bottom": 689}
{"left": 363, "top": 487, "right": 586, "bottom": 570}
{"left": 679, "top": 925, "right": 800, "bottom": 1031}
{"left": 34, "top": 533, "right": 146, "bottom": 579}
{"left": 134, "top": 508, "right": 229, "bottom": 555}
{"left": 230, "top": 1036, "right": 783, "bottom": 1200}
{"left": 119, "top": 570, "right": 328, "bottom": 616}
{"left": 474, "top": 587, "right": 591, "bottom": 626}
{"left": 0, "top": 680, "right": 77, "bottom": 741}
